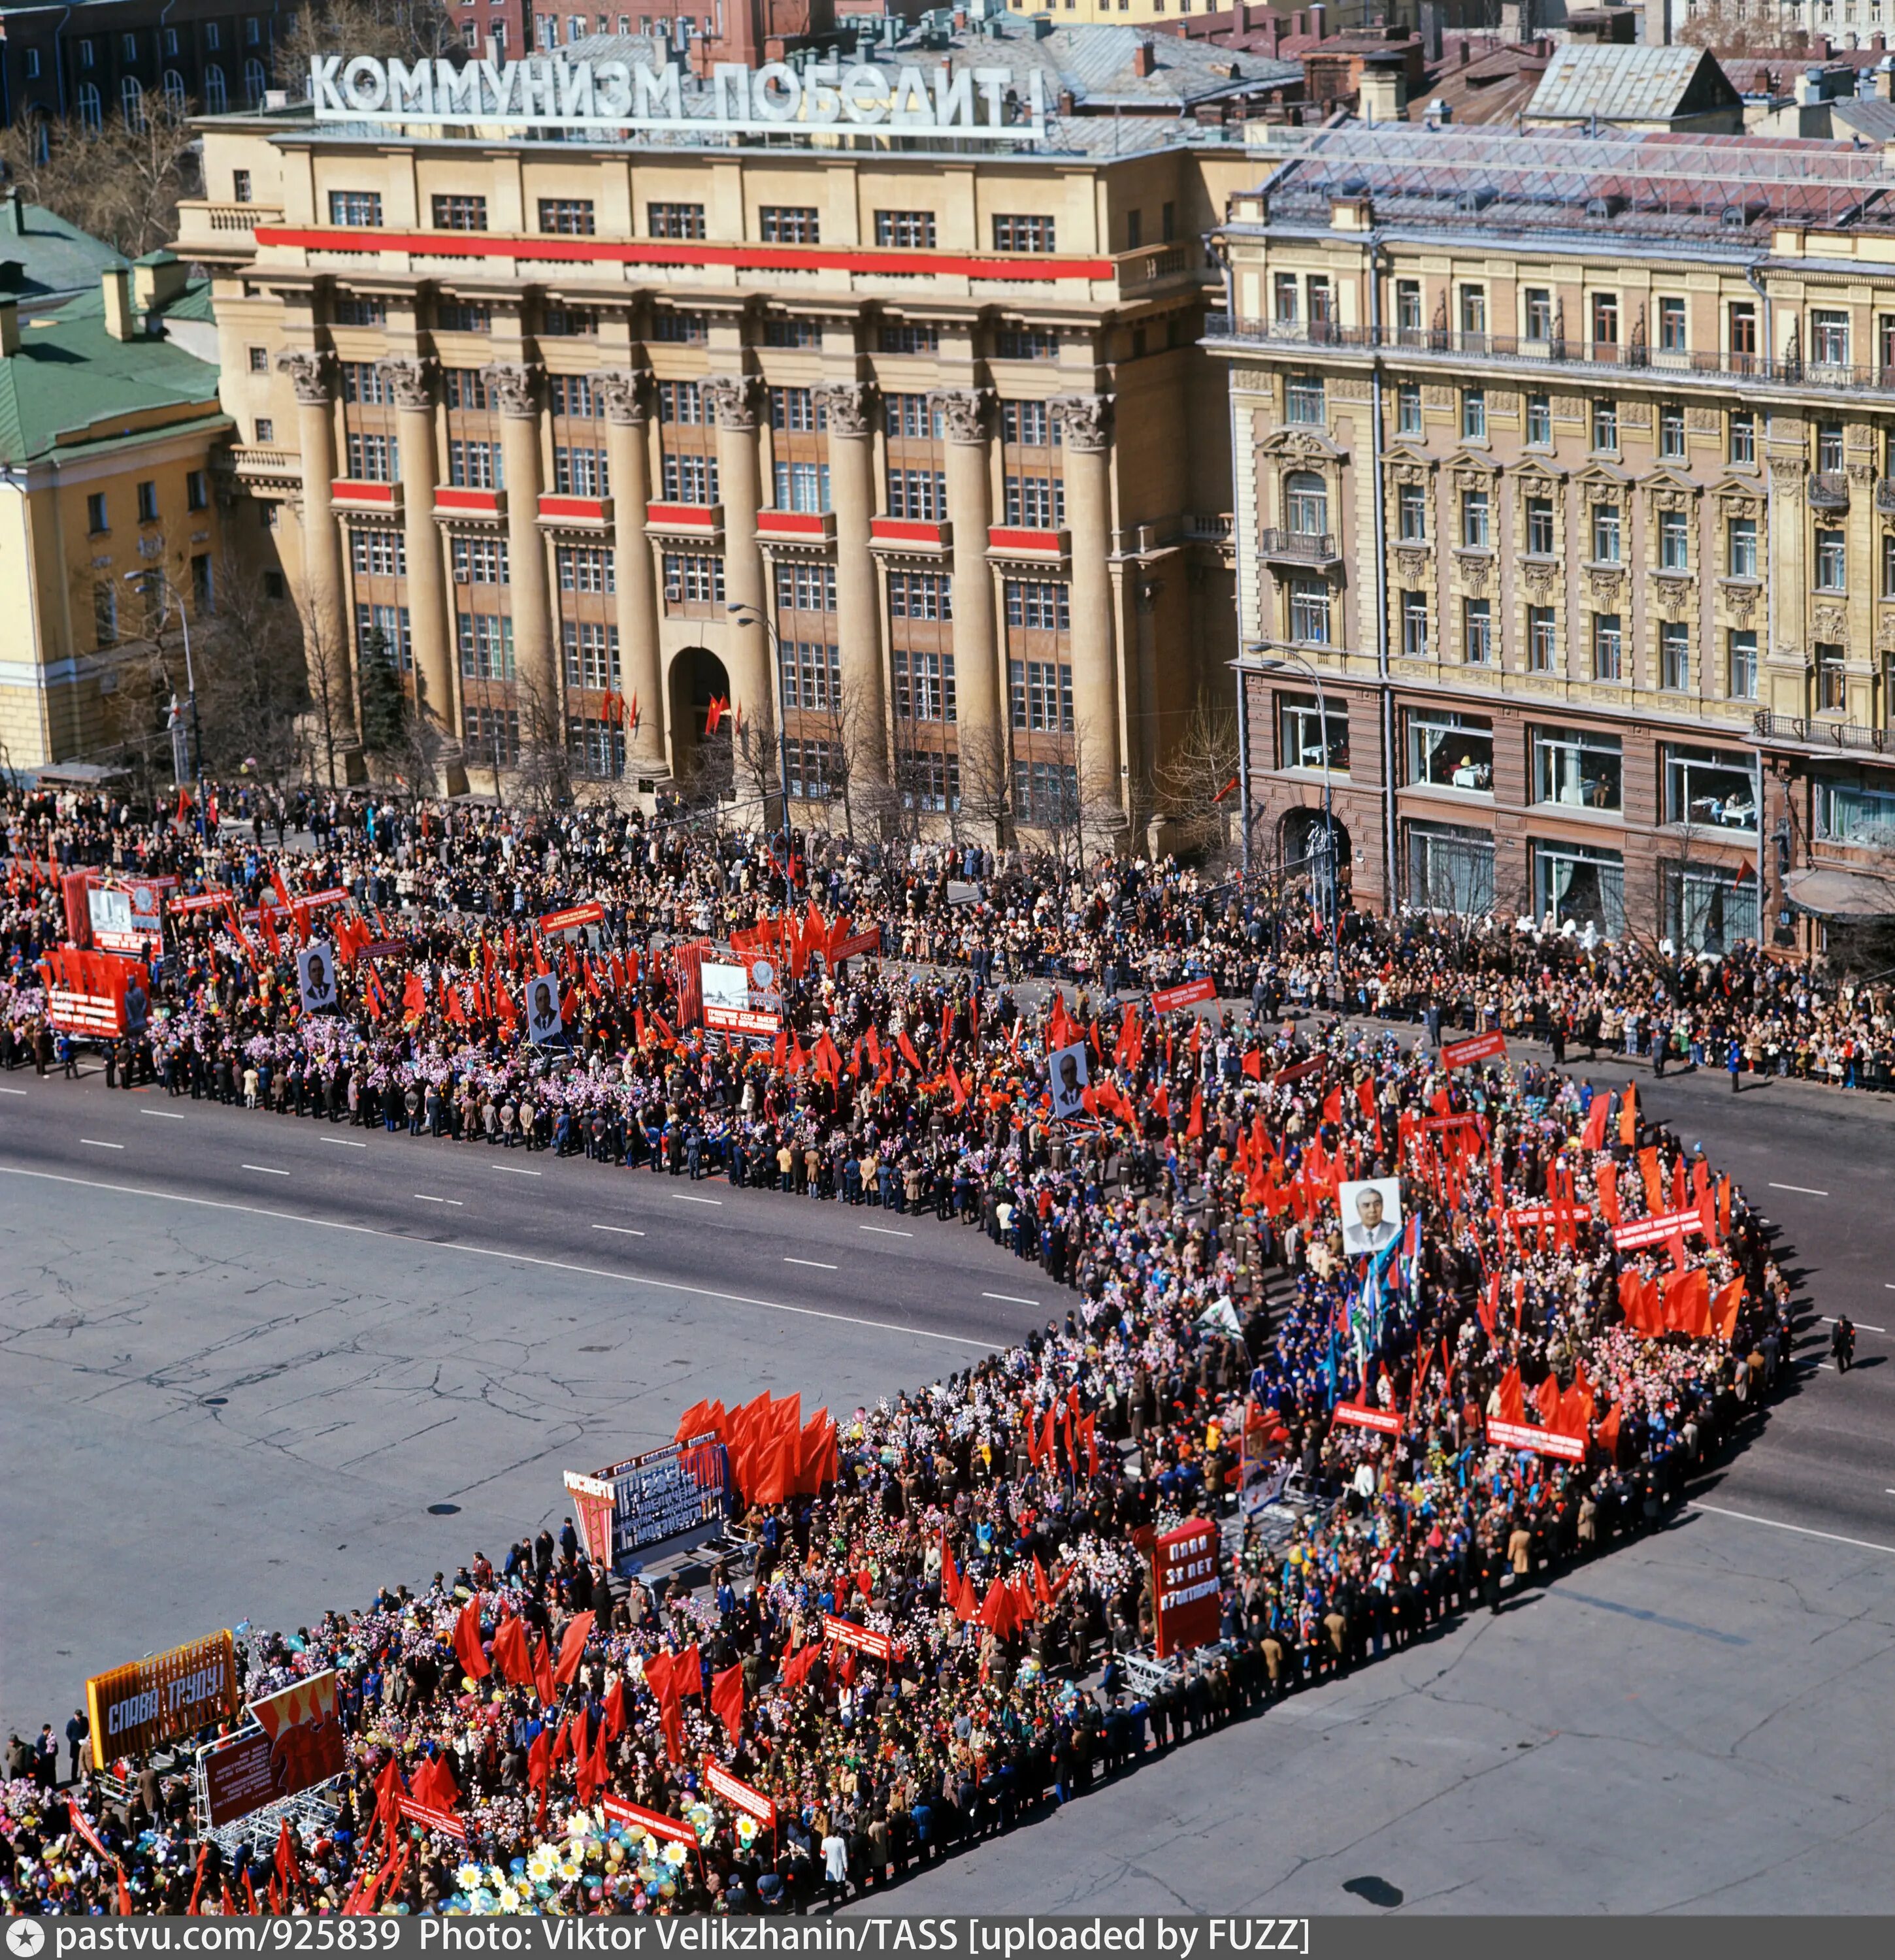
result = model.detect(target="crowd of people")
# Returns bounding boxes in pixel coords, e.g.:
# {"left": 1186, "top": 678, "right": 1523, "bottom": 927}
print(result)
{"left": 0, "top": 782, "right": 1810, "bottom": 1918}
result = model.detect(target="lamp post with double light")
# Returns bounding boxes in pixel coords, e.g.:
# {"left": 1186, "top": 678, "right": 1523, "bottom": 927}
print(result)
{"left": 126, "top": 566, "right": 203, "bottom": 837}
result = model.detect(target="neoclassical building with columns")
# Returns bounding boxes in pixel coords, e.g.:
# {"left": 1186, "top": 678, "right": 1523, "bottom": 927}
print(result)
{"left": 176, "top": 20, "right": 1289, "bottom": 823}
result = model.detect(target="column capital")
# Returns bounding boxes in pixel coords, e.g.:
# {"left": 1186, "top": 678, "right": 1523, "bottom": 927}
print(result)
{"left": 929, "top": 387, "right": 993, "bottom": 446}
{"left": 377, "top": 354, "right": 437, "bottom": 412}
{"left": 597, "top": 367, "right": 655, "bottom": 425}
{"left": 481, "top": 360, "right": 544, "bottom": 418}
{"left": 814, "top": 381, "right": 878, "bottom": 438}
{"left": 278, "top": 348, "right": 334, "bottom": 405}
{"left": 705, "top": 373, "right": 763, "bottom": 431}
{"left": 1051, "top": 393, "right": 1114, "bottom": 453}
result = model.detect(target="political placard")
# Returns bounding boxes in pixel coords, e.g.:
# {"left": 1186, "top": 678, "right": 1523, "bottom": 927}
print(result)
{"left": 1152, "top": 1518, "right": 1222, "bottom": 1659}
{"left": 1442, "top": 1029, "right": 1508, "bottom": 1069}
{"left": 1338, "top": 1176, "right": 1402, "bottom": 1256}
{"left": 295, "top": 941, "right": 338, "bottom": 1013}
{"left": 87, "top": 1631, "right": 239, "bottom": 1763}
{"left": 1048, "top": 1038, "right": 1090, "bottom": 1122}
{"left": 525, "top": 974, "right": 565, "bottom": 1045}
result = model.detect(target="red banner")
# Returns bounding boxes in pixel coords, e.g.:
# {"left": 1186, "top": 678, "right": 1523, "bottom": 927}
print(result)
{"left": 823, "top": 1614, "right": 893, "bottom": 1662}
{"left": 702, "top": 1759, "right": 776, "bottom": 1827}
{"left": 538, "top": 902, "right": 605, "bottom": 934}
{"left": 1149, "top": 975, "right": 1217, "bottom": 1014}
{"left": 1151, "top": 1518, "right": 1221, "bottom": 1659}
{"left": 1611, "top": 1208, "right": 1707, "bottom": 1252}
{"left": 602, "top": 1795, "right": 700, "bottom": 1849}
{"left": 396, "top": 1795, "right": 468, "bottom": 1840}
{"left": 1502, "top": 1204, "right": 1592, "bottom": 1232}
{"left": 1331, "top": 1402, "right": 1402, "bottom": 1437}
{"left": 1486, "top": 1418, "right": 1586, "bottom": 1462}
{"left": 704, "top": 1004, "right": 781, "bottom": 1038}
{"left": 1272, "top": 1056, "right": 1326, "bottom": 1085}
{"left": 828, "top": 928, "right": 883, "bottom": 963}
{"left": 1442, "top": 1030, "right": 1508, "bottom": 1069}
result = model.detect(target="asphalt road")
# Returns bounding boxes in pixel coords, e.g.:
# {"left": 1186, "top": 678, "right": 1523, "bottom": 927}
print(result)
{"left": 3, "top": 1050, "right": 1894, "bottom": 1908}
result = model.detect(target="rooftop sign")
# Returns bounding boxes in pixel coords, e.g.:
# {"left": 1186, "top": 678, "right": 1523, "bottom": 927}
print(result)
{"left": 309, "top": 54, "right": 1049, "bottom": 144}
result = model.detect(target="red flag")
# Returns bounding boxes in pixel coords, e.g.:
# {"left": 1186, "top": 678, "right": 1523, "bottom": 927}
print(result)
{"left": 453, "top": 1597, "right": 489, "bottom": 1682}
{"left": 1581, "top": 1092, "right": 1611, "bottom": 1153}
{"left": 553, "top": 1610, "right": 595, "bottom": 1686}
{"left": 710, "top": 1662, "right": 744, "bottom": 1742}
{"left": 531, "top": 1629, "right": 555, "bottom": 1707}
{"left": 491, "top": 1614, "right": 533, "bottom": 1687}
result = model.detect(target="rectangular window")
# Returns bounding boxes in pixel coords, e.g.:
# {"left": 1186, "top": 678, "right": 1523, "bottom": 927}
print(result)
{"left": 1400, "top": 591, "right": 1428, "bottom": 659}
{"left": 996, "top": 327, "right": 1059, "bottom": 361}
{"left": 1524, "top": 287, "right": 1553, "bottom": 341}
{"left": 562, "top": 619, "right": 621, "bottom": 691}
{"left": 340, "top": 360, "right": 387, "bottom": 404}
{"left": 1279, "top": 696, "right": 1349, "bottom": 774}
{"left": 1000, "top": 402, "right": 1061, "bottom": 446}
{"left": 892, "top": 649, "right": 957, "bottom": 722}
{"left": 1409, "top": 821, "right": 1496, "bottom": 917}
{"left": 993, "top": 214, "right": 1056, "bottom": 252}
{"left": 1529, "top": 606, "right": 1557, "bottom": 673}
{"left": 1660, "top": 621, "right": 1690, "bottom": 692}
{"left": 1462, "top": 597, "right": 1492, "bottom": 666}
{"left": 431, "top": 194, "right": 488, "bottom": 231}
{"left": 898, "top": 747, "right": 960, "bottom": 814}
{"left": 1815, "top": 775, "right": 1895, "bottom": 841}
{"left": 254, "top": 419, "right": 274, "bottom": 443}
{"left": 1408, "top": 710, "right": 1492, "bottom": 792}
{"left": 328, "top": 190, "right": 382, "bottom": 227}
{"left": 539, "top": 199, "right": 597, "bottom": 235}
{"left": 333, "top": 297, "right": 386, "bottom": 328}
{"left": 355, "top": 602, "right": 413, "bottom": 670}
{"left": 248, "top": 346, "right": 269, "bottom": 374}
{"left": 1526, "top": 393, "right": 1551, "bottom": 446}
{"left": 763, "top": 317, "right": 821, "bottom": 348}
{"left": 1729, "top": 412, "right": 1756, "bottom": 465}
{"left": 136, "top": 480, "right": 159, "bottom": 524}
{"left": 1461, "top": 389, "right": 1486, "bottom": 441}
{"left": 452, "top": 537, "right": 508, "bottom": 584}
{"left": 1659, "top": 405, "right": 1685, "bottom": 459}
{"left": 1004, "top": 476, "right": 1064, "bottom": 527}
{"left": 663, "top": 555, "right": 724, "bottom": 604}
{"left": 1457, "top": 284, "right": 1487, "bottom": 338}
{"left": 1395, "top": 279, "right": 1422, "bottom": 335}
{"left": 447, "top": 440, "right": 501, "bottom": 489}
{"left": 1658, "top": 297, "right": 1687, "bottom": 353}
{"left": 186, "top": 470, "right": 208, "bottom": 512}
{"left": 879, "top": 322, "right": 939, "bottom": 355}
{"left": 1396, "top": 483, "right": 1426, "bottom": 542}
{"left": 657, "top": 380, "right": 702, "bottom": 425}
{"left": 1273, "top": 273, "right": 1299, "bottom": 325}
{"left": 1012, "top": 761, "right": 1079, "bottom": 826}
{"left": 1534, "top": 724, "right": 1623, "bottom": 810}
{"left": 457, "top": 613, "right": 515, "bottom": 680}
{"left": 1729, "top": 301, "right": 1758, "bottom": 361}
{"left": 775, "top": 563, "right": 838, "bottom": 613}
{"left": 759, "top": 206, "right": 819, "bottom": 244}
{"left": 1396, "top": 383, "right": 1421, "bottom": 436}
{"left": 1811, "top": 309, "right": 1851, "bottom": 368}
{"left": 1591, "top": 399, "right": 1617, "bottom": 452}
{"left": 550, "top": 376, "right": 602, "bottom": 419}
{"left": 772, "top": 461, "right": 831, "bottom": 514}
{"left": 93, "top": 581, "right": 116, "bottom": 647}
{"left": 1004, "top": 581, "right": 1070, "bottom": 632}
{"left": 1590, "top": 504, "right": 1621, "bottom": 564}
{"left": 1008, "top": 659, "right": 1074, "bottom": 732}
{"left": 887, "top": 571, "right": 953, "bottom": 621}
{"left": 346, "top": 433, "right": 397, "bottom": 482}
{"left": 437, "top": 302, "right": 490, "bottom": 334}
{"left": 353, "top": 530, "right": 408, "bottom": 577}
{"left": 770, "top": 387, "right": 822, "bottom": 432}
{"left": 875, "top": 210, "right": 936, "bottom": 248}
{"left": 780, "top": 641, "right": 841, "bottom": 712}
{"left": 1590, "top": 291, "right": 1619, "bottom": 350}
{"left": 1818, "top": 423, "right": 1845, "bottom": 474}
{"left": 1816, "top": 529, "right": 1847, "bottom": 591}
{"left": 1727, "top": 516, "right": 1758, "bottom": 578}
{"left": 1289, "top": 578, "right": 1331, "bottom": 645}
{"left": 1590, "top": 613, "right": 1623, "bottom": 682}
{"left": 555, "top": 546, "right": 612, "bottom": 593}
{"left": 1285, "top": 376, "right": 1325, "bottom": 425}
{"left": 541, "top": 307, "right": 597, "bottom": 338}
{"left": 651, "top": 311, "right": 708, "bottom": 344}
{"left": 1659, "top": 509, "right": 1689, "bottom": 571}
{"left": 1817, "top": 642, "right": 1847, "bottom": 711}
{"left": 1728, "top": 630, "right": 1758, "bottom": 700}
{"left": 553, "top": 446, "right": 608, "bottom": 497}
{"left": 1460, "top": 489, "right": 1490, "bottom": 549}
{"left": 1884, "top": 532, "right": 1895, "bottom": 598}
{"left": 443, "top": 368, "right": 489, "bottom": 412}
{"left": 785, "top": 739, "right": 836, "bottom": 802}
{"left": 660, "top": 455, "right": 719, "bottom": 504}
{"left": 1526, "top": 498, "right": 1554, "bottom": 557}
{"left": 647, "top": 201, "right": 705, "bottom": 240}
{"left": 1534, "top": 843, "right": 1624, "bottom": 938}
{"left": 887, "top": 469, "right": 948, "bottom": 521}
{"left": 1666, "top": 744, "right": 1757, "bottom": 830}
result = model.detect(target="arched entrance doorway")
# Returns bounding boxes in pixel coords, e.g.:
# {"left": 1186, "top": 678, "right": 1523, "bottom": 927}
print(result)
{"left": 669, "top": 645, "right": 733, "bottom": 800}
{"left": 1281, "top": 806, "right": 1351, "bottom": 913}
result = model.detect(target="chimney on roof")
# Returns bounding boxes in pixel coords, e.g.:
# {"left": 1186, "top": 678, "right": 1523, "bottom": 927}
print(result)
{"left": 1879, "top": 54, "right": 1895, "bottom": 99}
{"left": 101, "top": 265, "right": 137, "bottom": 342}
{"left": 1133, "top": 38, "right": 1156, "bottom": 76}
{"left": 1359, "top": 53, "right": 1408, "bottom": 121}
{"left": 0, "top": 297, "right": 17, "bottom": 359}
{"left": 0, "top": 188, "right": 24, "bottom": 237}
{"left": 1309, "top": 3, "right": 1326, "bottom": 38}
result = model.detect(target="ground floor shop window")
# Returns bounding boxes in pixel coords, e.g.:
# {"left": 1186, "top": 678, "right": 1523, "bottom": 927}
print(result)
{"left": 1664, "top": 862, "right": 1758, "bottom": 955}
{"left": 1534, "top": 841, "right": 1624, "bottom": 938}
{"left": 1407, "top": 821, "right": 1494, "bottom": 916}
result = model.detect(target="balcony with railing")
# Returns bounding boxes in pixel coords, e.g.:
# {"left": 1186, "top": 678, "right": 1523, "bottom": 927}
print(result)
{"left": 1808, "top": 472, "right": 1851, "bottom": 510}
{"left": 1203, "top": 314, "right": 1894, "bottom": 397}
{"left": 1755, "top": 711, "right": 1894, "bottom": 754}
{"left": 1259, "top": 527, "right": 1340, "bottom": 565}
{"left": 174, "top": 201, "right": 283, "bottom": 255}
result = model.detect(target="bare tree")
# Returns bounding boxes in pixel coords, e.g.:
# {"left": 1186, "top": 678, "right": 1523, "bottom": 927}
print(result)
{"left": 1677, "top": 3, "right": 1807, "bottom": 57}
{"left": 297, "top": 591, "right": 357, "bottom": 792}
{"left": 276, "top": 0, "right": 464, "bottom": 94}
{"left": 191, "top": 551, "right": 308, "bottom": 789}
{"left": 1151, "top": 696, "right": 1242, "bottom": 866}
{"left": 955, "top": 722, "right": 1013, "bottom": 849}
{"left": 509, "top": 671, "right": 574, "bottom": 813}
{"left": 0, "top": 95, "right": 201, "bottom": 261}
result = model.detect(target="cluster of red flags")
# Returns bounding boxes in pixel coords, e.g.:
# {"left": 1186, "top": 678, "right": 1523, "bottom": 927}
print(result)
{"left": 1619, "top": 1266, "right": 1743, "bottom": 1341}
{"left": 674, "top": 1393, "right": 838, "bottom": 1505}
{"left": 938, "top": 1531, "right": 1071, "bottom": 1634}
{"left": 599, "top": 689, "right": 639, "bottom": 730}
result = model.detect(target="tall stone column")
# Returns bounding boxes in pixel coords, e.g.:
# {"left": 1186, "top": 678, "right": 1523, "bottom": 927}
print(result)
{"left": 706, "top": 374, "right": 771, "bottom": 727}
{"left": 932, "top": 388, "right": 1000, "bottom": 808}
{"left": 815, "top": 381, "right": 887, "bottom": 785}
{"left": 597, "top": 368, "right": 665, "bottom": 772}
{"left": 1053, "top": 393, "right": 1121, "bottom": 810}
{"left": 278, "top": 349, "right": 357, "bottom": 748}
{"left": 482, "top": 361, "right": 557, "bottom": 718}
{"left": 378, "top": 355, "right": 464, "bottom": 792}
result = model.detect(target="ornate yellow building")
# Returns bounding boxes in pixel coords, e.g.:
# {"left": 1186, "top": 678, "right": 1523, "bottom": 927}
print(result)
{"left": 176, "top": 21, "right": 1302, "bottom": 826}
{"left": 1213, "top": 122, "right": 1895, "bottom": 947}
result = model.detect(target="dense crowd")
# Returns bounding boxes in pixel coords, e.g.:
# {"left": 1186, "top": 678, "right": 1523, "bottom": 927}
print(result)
{"left": 0, "top": 783, "right": 1806, "bottom": 1917}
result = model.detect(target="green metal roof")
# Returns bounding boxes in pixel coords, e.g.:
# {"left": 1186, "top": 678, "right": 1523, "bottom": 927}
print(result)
{"left": 0, "top": 287, "right": 226, "bottom": 466}
{"left": 0, "top": 193, "right": 126, "bottom": 311}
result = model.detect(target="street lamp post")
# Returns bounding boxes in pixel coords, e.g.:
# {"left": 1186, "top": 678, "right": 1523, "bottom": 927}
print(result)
{"left": 1245, "top": 644, "right": 1342, "bottom": 994}
{"left": 127, "top": 567, "right": 203, "bottom": 836}
{"left": 727, "top": 601, "right": 795, "bottom": 875}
